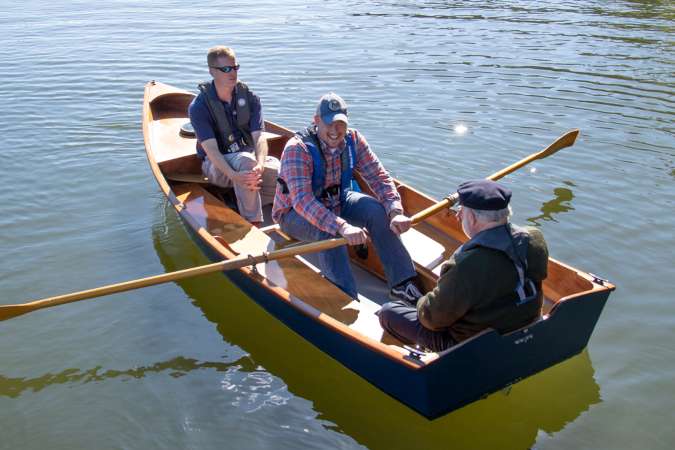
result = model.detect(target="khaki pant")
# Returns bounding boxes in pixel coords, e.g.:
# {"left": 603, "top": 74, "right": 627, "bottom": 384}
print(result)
{"left": 202, "top": 151, "right": 279, "bottom": 222}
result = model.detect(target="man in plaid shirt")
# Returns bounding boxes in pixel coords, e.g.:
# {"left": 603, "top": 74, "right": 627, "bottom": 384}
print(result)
{"left": 272, "top": 93, "right": 422, "bottom": 302}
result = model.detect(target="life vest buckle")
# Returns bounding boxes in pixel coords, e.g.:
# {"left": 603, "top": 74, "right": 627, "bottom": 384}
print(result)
{"left": 322, "top": 184, "right": 341, "bottom": 200}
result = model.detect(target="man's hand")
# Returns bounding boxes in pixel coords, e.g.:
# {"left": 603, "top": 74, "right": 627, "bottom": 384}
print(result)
{"left": 339, "top": 222, "right": 368, "bottom": 246}
{"left": 252, "top": 163, "right": 265, "bottom": 176}
{"left": 389, "top": 213, "right": 412, "bottom": 235}
{"left": 231, "top": 170, "right": 262, "bottom": 191}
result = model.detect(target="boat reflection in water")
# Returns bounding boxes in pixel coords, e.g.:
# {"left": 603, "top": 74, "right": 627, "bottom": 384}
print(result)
{"left": 527, "top": 183, "right": 576, "bottom": 225}
{"left": 0, "top": 356, "right": 247, "bottom": 399}
{"left": 147, "top": 203, "right": 602, "bottom": 449}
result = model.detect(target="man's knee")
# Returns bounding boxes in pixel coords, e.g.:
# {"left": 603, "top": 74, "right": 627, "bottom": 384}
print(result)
{"left": 364, "top": 198, "right": 389, "bottom": 227}
{"left": 202, "top": 160, "right": 231, "bottom": 188}
{"left": 345, "top": 193, "right": 389, "bottom": 227}
{"left": 378, "top": 301, "right": 403, "bottom": 330}
{"left": 279, "top": 211, "right": 332, "bottom": 242}
{"left": 236, "top": 152, "right": 257, "bottom": 171}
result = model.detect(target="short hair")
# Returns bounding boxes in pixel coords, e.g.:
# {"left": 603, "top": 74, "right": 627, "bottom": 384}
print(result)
{"left": 207, "top": 46, "right": 236, "bottom": 66}
{"left": 466, "top": 205, "right": 512, "bottom": 224}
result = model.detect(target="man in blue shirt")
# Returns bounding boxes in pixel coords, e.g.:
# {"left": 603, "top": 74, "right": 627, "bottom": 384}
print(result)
{"left": 188, "top": 46, "right": 279, "bottom": 225}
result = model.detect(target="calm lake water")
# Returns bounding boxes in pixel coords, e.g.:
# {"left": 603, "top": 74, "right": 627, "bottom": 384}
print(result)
{"left": 1, "top": 1, "right": 673, "bottom": 449}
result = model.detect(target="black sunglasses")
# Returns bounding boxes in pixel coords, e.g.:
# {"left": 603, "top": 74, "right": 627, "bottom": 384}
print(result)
{"left": 210, "top": 64, "right": 240, "bottom": 73}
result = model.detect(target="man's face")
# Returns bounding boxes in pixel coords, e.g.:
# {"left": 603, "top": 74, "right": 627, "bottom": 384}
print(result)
{"left": 209, "top": 55, "right": 238, "bottom": 89}
{"left": 314, "top": 115, "right": 347, "bottom": 149}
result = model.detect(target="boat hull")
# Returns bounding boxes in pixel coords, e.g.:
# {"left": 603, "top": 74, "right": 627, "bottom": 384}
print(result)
{"left": 144, "top": 80, "right": 615, "bottom": 419}
{"left": 179, "top": 211, "right": 610, "bottom": 419}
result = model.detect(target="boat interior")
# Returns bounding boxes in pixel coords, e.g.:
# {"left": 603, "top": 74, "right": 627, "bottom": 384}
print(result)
{"left": 144, "top": 84, "right": 603, "bottom": 364}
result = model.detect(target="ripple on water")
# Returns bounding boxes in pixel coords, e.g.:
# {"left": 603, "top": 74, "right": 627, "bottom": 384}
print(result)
{"left": 1, "top": 1, "right": 674, "bottom": 449}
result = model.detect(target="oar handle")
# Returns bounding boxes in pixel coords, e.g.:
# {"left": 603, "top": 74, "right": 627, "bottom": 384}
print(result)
{"left": 0, "top": 237, "right": 347, "bottom": 322}
{"left": 411, "top": 129, "right": 579, "bottom": 225}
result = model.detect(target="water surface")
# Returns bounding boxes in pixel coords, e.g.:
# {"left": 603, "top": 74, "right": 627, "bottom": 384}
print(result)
{"left": 1, "top": 1, "right": 673, "bottom": 449}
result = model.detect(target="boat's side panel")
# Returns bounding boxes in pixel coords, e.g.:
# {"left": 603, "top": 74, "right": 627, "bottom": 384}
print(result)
{"left": 420, "top": 288, "right": 611, "bottom": 418}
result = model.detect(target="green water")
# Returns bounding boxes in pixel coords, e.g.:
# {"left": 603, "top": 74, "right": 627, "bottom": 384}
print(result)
{"left": 1, "top": 1, "right": 673, "bottom": 449}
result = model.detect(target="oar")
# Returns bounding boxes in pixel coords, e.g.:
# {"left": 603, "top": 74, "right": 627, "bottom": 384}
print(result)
{"left": 411, "top": 129, "right": 579, "bottom": 224}
{"left": 0, "top": 238, "right": 347, "bottom": 322}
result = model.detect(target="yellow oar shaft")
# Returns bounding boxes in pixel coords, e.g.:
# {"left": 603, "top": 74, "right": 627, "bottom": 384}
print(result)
{"left": 0, "top": 237, "right": 347, "bottom": 322}
{"left": 412, "top": 129, "right": 579, "bottom": 224}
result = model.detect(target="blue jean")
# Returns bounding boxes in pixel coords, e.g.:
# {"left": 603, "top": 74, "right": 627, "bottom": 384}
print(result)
{"left": 378, "top": 301, "right": 455, "bottom": 352}
{"left": 279, "top": 191, "right": 417, "bottom": 298}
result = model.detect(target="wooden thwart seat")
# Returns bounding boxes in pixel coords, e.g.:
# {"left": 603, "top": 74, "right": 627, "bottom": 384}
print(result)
{"left": 166, "top": 173, "right": 209, "bottom": 184}
{"left": 400, "top": 227, "right": 451, "bottom": 275}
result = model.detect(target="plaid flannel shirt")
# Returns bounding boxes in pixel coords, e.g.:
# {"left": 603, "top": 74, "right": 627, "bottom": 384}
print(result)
{"left": 272, "top": 128, "right": 404, "bottom": 235}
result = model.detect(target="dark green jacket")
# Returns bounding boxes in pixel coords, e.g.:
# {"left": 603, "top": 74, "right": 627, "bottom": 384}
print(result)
{"left": 417, "top": 225, "right": 548, "bottom": 343}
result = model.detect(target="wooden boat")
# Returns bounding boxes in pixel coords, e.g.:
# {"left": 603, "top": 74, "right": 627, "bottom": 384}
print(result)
{"left": 142, "top": 80, "right": 615, "bottom": 419}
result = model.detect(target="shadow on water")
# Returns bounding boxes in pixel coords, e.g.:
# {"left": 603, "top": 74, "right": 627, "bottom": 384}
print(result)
{"left": 150, "top": 204, "right": 602, "bottom": 448}
{"left": 527, "top": 183, "right": 576, "bottom": 226}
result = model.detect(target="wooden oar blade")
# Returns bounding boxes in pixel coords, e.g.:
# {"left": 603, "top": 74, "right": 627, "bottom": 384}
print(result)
{"left": 537, "top": 129, "right": 579, "bottom": 158}
{"left": 0, "top": 305, "right": 32, "bottom": 322}
{"left": 414, "top": 129, "right": 581, "bottom": 225}
{"left": 487, "top": 129, "right": 580, "bottom": 181}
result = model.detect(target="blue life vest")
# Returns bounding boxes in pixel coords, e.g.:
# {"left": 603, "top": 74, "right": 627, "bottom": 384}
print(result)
{"left": 456, "top": 224, "right": 539, "bottom": 306}
{"left": 296, "top": 126, "right": 359, "bottom": 208}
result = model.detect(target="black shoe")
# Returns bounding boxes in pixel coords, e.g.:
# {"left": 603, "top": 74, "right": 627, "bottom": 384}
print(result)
{"left": 389, "top": 280, "right": 423, "bottom": 305}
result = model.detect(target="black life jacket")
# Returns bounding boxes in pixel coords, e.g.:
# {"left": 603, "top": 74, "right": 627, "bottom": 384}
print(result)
{"left": 196, "top": 80, "right": 253, "bottom": 155}
{"left": 457, "top": 224, "right": 539, "bottom": 306}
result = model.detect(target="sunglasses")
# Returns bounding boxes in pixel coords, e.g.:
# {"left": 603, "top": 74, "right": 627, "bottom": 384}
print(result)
{"left": 210, "top": 64, "right": 240, "bottom": 73}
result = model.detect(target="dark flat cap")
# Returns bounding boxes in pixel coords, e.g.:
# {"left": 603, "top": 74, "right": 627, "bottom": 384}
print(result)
{"left": 457, "top": 179, "right": 512, "bottom": 210}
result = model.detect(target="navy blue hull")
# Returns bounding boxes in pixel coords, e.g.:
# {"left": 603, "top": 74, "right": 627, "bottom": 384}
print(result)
{"left": 180, "top": 215, "right": 610, "bottom": 419}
